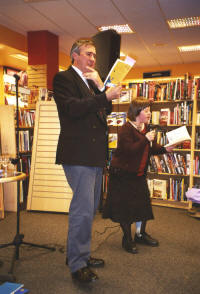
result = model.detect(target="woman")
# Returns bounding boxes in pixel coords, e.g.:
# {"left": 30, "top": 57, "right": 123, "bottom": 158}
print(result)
{"left": 103, "top": 97, "right": 175, "bottom": 254}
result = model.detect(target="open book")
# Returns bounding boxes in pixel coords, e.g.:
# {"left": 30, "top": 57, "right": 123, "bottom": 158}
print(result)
{"left": 164, "top": 126, "right": 191, "bottom": 147}
{"left": 104, "top": 56, "right": 136, "bottom": 86}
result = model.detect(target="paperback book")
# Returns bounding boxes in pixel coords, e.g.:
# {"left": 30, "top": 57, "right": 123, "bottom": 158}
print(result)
{"left": 164, "top": 125, "right": 191, "bottom": 147}
{"left": 0, "top": 282, "right": 24, "bottom": 294}
{"left": 108, "top": 133, "right": 118, "bottom": 149}
{"left": 104, "top": 56, "right": 136, "bottom": 87}
{"left": 159, "top": 108, "right": 170, "bottom": 125}
{"left": 153, "top": 179, "right": 168, "bottom": 199}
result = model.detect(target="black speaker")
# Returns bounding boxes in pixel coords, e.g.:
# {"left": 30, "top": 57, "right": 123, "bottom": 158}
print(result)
{"left": 92, "top": 29, "right": 121, "bottom": 82}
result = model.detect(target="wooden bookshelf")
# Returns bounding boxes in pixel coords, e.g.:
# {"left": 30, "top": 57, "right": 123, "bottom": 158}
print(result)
{"left": 0, "top": 105, "right": 17, "bottom": 212}
{"left": 0, "top": 184, "right": 4, "bottom": 218}
{"left": 189, "top": 76, "right": 200, "bottom": 205}
{"left": 106, "top": 75, "right": 200, "bottom": 210}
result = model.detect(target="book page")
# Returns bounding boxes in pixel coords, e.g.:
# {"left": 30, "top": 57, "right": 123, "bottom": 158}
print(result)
{"left": 164, "top": 126, "right": 191, "bottom": 147}
{"left": 104, "top": 56, "right": 136, "bottom": 86}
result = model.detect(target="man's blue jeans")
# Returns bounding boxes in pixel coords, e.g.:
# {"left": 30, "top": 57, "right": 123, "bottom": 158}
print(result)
{"left": 62, "top": 165, "right": 103, "bottom": 273}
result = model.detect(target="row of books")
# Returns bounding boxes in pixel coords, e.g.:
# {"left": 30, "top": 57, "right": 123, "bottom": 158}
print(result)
{"left": 17, "top": 108, "right": 35, "bottom": 127}
{"left": 128, "top": 75, "right": 194, "bottom": 101}
{"left": 149, "top": 153, "right": 191, "bottom": 175}
{"left": 152, "top": 102, "right": 193, "bottom": 125}
{"left": 195, "top": 130, "right": 200, "bottom": 149}
{"left": 102, "top": 171, "right": 188, "bottom": 202}
{"left": 19, "top": 130, "right": 33, "bottom": 152}
{"left": 193, "top": 155, "right": 200, "bottom": 175}
{"left": 148, "top": 178, "right": 188, "bottom": 202}
{"left": 196, "top": 78, "right": 200, "bottom": 99}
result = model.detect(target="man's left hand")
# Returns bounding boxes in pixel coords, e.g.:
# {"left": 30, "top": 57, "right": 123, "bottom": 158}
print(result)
{"left": 84, "top": 67, "right": 104, "bottom": 90}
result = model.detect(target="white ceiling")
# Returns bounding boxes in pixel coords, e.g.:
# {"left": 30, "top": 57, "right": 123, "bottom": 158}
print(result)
{"left": 0, "top": 0, "right": 200, "bottom": 68}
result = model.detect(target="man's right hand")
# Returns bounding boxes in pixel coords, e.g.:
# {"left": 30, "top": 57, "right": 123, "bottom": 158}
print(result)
{"left": 106, "top": 85, "right": 122, "bottom": 101}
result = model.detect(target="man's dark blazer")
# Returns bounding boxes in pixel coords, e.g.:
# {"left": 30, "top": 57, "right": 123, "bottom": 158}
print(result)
{"left": 53, "top": 66, "right": 112, "bottom": 167}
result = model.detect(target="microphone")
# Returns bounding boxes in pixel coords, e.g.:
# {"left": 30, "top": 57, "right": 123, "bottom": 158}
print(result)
{"left": 13, "top": 74, "right": 20, "bottom": 81}
{"left": 147, "top": 124, "right": 157, "bottom": 147}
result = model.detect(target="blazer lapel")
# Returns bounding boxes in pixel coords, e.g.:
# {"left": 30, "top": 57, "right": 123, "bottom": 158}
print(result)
{"left": 69, "top": 67, "right": 107, "bottom": 126}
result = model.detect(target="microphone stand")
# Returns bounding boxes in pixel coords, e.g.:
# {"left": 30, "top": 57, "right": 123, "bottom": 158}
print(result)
{"left": 0, "top": 74, "right": 55, "bottom": 282}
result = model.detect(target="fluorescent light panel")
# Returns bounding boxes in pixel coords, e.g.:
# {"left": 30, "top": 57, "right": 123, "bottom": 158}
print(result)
{"left": 98, "top": 24, "right": 134, "bottom": 34}
{"left": 178, "top": 45, "right": 200, "bottom": 52}
{"left": 168, "top": 16, "right": 200, "bottom": 29}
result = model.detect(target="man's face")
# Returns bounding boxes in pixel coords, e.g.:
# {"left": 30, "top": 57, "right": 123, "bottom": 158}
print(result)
{"left": 73, "top": 44, "right": 96, "bottom": 73}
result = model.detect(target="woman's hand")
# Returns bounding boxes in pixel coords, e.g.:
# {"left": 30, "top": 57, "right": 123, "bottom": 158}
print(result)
{"left": 165, "top": 144, "right": 177, "bottom": 152}
{"left": 145, "top": 130, "right": 156, "bottom": 142}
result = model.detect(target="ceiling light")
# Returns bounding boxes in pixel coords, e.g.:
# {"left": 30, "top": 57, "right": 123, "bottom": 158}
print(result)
{"left": 9, "top": 54, "right": 28, "bottom": 61}
{"left": 167, "top": 16, "right": 200, "bottom": 29}
{"left": 178, "top": 45, "right": 200, "bottom": 52}
{"left": 98, "top": 24, "right": 134, "bottom": 34}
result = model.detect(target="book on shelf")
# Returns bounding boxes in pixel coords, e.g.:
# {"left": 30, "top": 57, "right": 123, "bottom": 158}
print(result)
{"left": 0, "top": 282, "right": 24, "bottom": 294}
{"left": 107, "top": 112, "right": 117, "bottom": 126}
{"left": 112, "top": 89, "right": 132, "bottom": 104}
{"left": 147, "top": 179, "right": 154, "bottom": 197}
{"left": 104, "top": 56, "right": 136, "bottom": 87}
{"left": 159, "top": 108, "right": 170, "bottom": 125}
{"left": 107, "top": 112, "right": 126, "bottom": 126}
{"left": 108, "top": 133, "right": 118, "bottom": 149}
{"left": 164, "top": 125, "right": 191, "bottom": 147}
{"left": 151, "top": 111, "right": 160, "bottom": 125}
{"left": 116, "top": 112, "right": 127, "bottom": 126}
{"left": 119, "top": 89, "right": 132, "bottom": 103}
{"left": 153, "top": 179, "right": 168, "bottom": 199}
{"left": 196, "top": 112, "right": 200, "bottom": 125}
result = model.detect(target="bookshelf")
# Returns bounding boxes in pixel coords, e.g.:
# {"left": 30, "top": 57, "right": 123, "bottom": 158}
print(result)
{"left": 0, "top": 105, "right": 17, "bottom": 211}
{"left": 0, "top": 183, "right": 4, "bottom": 218}
{"left": 106, "top": 75, "right": 199, "bottom": 210}
{"left": 189, "top": 76, "right": 200, "bottom": 205}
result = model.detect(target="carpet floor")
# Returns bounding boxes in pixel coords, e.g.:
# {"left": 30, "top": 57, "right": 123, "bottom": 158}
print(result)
{"left": 0, "top": 206, "right": 200, "bottom": 294}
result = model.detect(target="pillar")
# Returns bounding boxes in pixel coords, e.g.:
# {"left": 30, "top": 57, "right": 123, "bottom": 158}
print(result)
{"left": 0, "top": 67, "right": 4, "bottom": 105}
{"left": 27, "top": 30, "right": 59, "bottom": 92}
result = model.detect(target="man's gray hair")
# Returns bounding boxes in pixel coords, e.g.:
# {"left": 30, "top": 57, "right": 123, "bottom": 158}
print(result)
{"left": 70, "top": 39, "right": 95, "bottom": 64}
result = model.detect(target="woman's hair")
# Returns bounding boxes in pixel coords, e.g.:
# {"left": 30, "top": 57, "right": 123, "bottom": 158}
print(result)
{"left": 70, "top": 39, "right": 95, "bottom": 63}
{"left": 127, "top": 97, "right": 151, "bottom": 121}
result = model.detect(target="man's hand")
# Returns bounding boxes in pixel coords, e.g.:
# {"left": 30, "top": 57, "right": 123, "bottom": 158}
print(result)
{"left": 83, "top": 67, "right": 104, "bottom": 90}
{"left": 105, "top": 85, "right": 122, "bottom": 101}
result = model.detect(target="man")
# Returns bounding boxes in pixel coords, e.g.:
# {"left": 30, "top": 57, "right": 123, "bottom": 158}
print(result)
{"left": 53, "top": 39, "right": 121, "bottom": 283}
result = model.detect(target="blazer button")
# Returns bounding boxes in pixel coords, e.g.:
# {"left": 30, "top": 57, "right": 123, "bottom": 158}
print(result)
{"left": 93, "top": 125, "right": 97, "bottom": 128}
{"left": 92, "top": 138, "right": 96, "bottom": 142}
